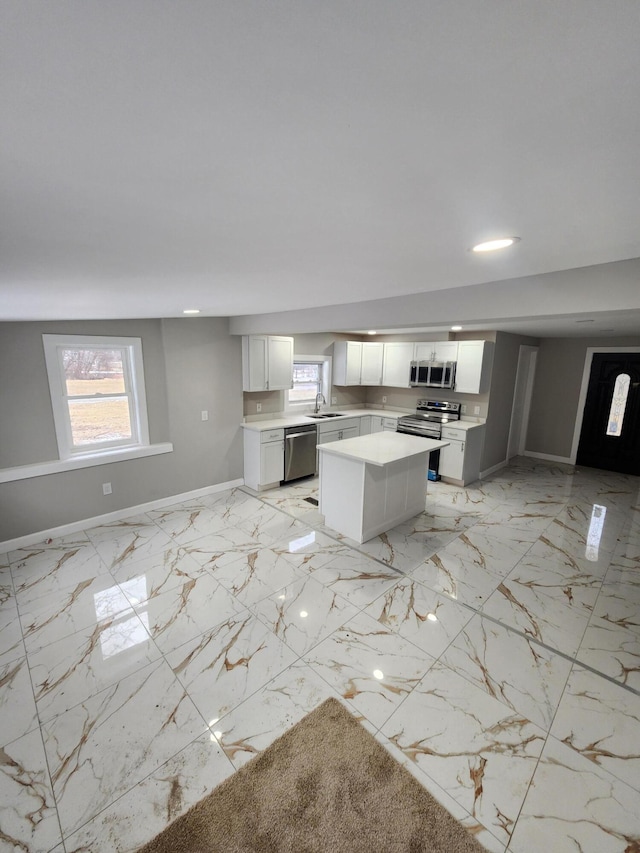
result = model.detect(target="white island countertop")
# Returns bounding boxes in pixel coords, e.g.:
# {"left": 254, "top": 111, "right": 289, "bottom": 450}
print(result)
{"left": 317, "top": 431, "right": 448, "bottom": 467}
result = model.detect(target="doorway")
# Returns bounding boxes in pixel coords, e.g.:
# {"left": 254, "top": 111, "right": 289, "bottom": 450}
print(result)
{"left": 507, "top": 345, "right": 538, "bottom": 460}
{"left": 576, "top": 352, "right": 640, "bottom": 475}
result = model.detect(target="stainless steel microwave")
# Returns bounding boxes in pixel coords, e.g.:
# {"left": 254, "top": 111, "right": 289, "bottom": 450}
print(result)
{"left": 409, "top": 360, "right": 456, "bottom": 389}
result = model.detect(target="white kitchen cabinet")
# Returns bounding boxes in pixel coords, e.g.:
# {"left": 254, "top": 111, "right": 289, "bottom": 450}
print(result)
{"left": 454, "top": 341, "right": 494, "bottom": 394}
{"left": 359, "top": 416, "right": 372, "bottom": 435}
{"left": 439, "top": 424, "right": 485, "bottom": 485}
{"left": 439, "top": 432, "right": 465, "bottom": 481}
{"left": 243, "top": 427, "right": 284, "bottom": 491}
{"left": 370, "top": 415, "right": 397, "bottom": 433}
{"left": 360, "top": 342, "right": 384, "bottom": 385}
{"left": 261, "top": 438, "right": 284, "bottom": 485}
{"left": 413, "top": 341, "right": 458, "bottom": 363}
{"left": 317, "top": 417, "right": 361, "bottom": 445}
{"left": 333, "top": 341, "right": 362, "bottom": 385}
{"left": 382, "top": 342, "right": 413, "bottom": 387}
{"left": 242, "top": 335, "right": 294, "bottom": 392}
{"left": 333, "top": 341, "right": 383, "bottom": 385}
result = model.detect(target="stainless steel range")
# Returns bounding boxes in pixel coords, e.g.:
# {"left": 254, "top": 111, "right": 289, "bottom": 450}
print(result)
{"left": 396, "top": 399, "right": 461, "bottom": 440}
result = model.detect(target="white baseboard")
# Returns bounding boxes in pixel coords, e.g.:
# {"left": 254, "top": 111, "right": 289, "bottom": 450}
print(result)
{"left": 1, "top": 478, "right": 246, "bottom": 552}
{"left": 479, "top": 459, "right": 508, "bottom": 479}
{"left": 523, "top": 451, "right": 574, "bottom": 465}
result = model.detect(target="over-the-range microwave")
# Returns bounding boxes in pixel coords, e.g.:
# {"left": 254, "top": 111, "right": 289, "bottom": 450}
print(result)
{"left": 409, "top": 360, "right": 456, "bottom": 389}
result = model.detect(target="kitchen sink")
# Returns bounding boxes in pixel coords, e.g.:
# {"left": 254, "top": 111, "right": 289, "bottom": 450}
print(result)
{"left": 307, "top": 412, "right": 346, "bottom": 419}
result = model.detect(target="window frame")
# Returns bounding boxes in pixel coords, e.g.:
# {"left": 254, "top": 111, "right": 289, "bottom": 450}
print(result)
{"left": 42, "top": 334, "right": 150, "bottom": 460}
{"left": 285, "top": 354, "right": 332, "bottom": 412}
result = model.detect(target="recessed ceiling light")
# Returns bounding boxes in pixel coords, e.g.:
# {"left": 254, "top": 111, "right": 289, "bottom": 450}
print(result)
{"left": 451, "top": 325, "right": 462, "bottom": 331}
{"left": 367, "top": 330, "right": 377, "bottom": 335}
{"left": 183, "top": 309, "right": 200, "bottom": 315}
{"left": 471, "top": 237, "right": 520, "bottom": 253}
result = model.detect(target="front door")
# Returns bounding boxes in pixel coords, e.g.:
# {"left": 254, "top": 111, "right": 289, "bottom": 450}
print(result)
{"left": 576, "top": 353, "right": 640, "bottom": 475}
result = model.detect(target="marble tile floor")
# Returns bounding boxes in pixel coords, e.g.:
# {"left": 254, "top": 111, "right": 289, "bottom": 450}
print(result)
{"left": 1, "top": 457, "right": 640, "bottom": 852}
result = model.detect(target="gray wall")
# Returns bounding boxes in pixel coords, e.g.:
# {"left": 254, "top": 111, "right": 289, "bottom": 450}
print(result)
{"left": 482, "top": 331, "right": 540, "bottom": 471}
{"left": 526, "top": 335, "right": 640, "bottom": 459}
{"left": 0, "top": 317, "right": 243, "bottom": 542}
{"left": 0, "top": 319, "right": 170, "bottom": 468}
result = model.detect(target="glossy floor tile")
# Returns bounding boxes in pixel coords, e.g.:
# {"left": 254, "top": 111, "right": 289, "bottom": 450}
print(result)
{"left": 2, "top": 457, "right": 639, "bottom": 852}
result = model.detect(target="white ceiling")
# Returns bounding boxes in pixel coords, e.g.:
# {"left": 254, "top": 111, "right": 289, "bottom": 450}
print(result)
{"left": 2, "top": 1, "right": 640, "bottom": 336}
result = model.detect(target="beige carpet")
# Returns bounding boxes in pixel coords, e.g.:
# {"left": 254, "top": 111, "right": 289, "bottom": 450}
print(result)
{"left": 137, "top": 697, "right": 486, "bottom": 853}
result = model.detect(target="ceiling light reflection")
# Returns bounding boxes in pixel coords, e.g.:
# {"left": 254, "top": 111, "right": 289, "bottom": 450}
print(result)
{"left": 427, "top": 613, "right": 438, "bottom": 622}
{"left": 288, "top": 531, "right": 316, "bottom": 552}
{"left": 586, "top": 504, "right": 606, "bottom": 561}
{"left": 373, "top": 669, "right": 384, "bottom": 680}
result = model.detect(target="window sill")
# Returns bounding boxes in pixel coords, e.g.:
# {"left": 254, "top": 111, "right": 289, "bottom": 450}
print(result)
{"left": 0, "top": 443, "right": 174, "bottom": 484}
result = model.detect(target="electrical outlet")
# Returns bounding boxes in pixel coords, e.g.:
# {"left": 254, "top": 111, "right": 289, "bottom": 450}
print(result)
{"left": 461, "top": 404, "right": 467, "bottom": 414}
{"left": 473, "top": 405, "right": 481, "bottom": 415}
{"left": 102, "top": 482, "right": 112, "bottom": 495}
{"left": 256, "top": 402, "right": 262, "bottom": 413}
{"left": 201, "top": 410, "right": 208, "bottom": 421}
{"left": 382, "top": 396, "right": 387, "bottom": 403}
{"left": 331, "top": 397, "right": 337, "bottom": 405}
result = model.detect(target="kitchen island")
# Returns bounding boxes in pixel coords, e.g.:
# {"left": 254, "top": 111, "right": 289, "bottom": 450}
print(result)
{"left": 318, "top": 432, "right": 448, "bottom": 543}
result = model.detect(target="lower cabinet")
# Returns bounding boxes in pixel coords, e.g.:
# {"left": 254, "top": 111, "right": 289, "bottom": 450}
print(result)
{"left": 370, "top": 416, "right": 398, "bottom": 434}
{"left": 243, "top": 428, "right": 284, "bottom": 491}
{"left": 317, "top": 419, "right": 361, "bottom": 445}
{"left": 439, "top": 435, "right": 465, "bottom": 481}
{"left": 359, "top": 415, "right": 372, "bottom": 435}
{"left": 439, "top": 425, "right": 485, "bottom": 485}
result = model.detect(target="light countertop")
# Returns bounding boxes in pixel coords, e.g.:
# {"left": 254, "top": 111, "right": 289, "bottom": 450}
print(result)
{"left": 443, "top": 420, "right": 485, "bottom": 432}
{"left": 317, "top": 432, "right": 449, "bottom": 467}
{"left": 241, "top": 409, "right": 409, "bottom": 431}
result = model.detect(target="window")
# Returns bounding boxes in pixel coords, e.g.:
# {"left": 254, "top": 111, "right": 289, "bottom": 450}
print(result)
{"left": 43, "top": 334, "right": 150, "bottom": 459}
{"left": 290, "top": 361, "right": 323, "bottom": 404}
{"left": 286, "top": 355, "right": 332, "bottom": 410}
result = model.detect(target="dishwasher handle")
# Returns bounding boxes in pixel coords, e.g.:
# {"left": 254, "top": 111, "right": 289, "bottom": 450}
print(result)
{"left": 285, "top": 431, "right": 315, "bottom": 441}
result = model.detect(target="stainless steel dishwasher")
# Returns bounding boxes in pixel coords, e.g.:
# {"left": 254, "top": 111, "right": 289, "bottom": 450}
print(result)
{"left": 283, "top": 423, "right": 317, "bottom": 483}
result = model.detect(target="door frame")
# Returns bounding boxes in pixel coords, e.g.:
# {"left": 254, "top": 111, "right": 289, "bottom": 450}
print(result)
{"left": 569, "top": 346, "right": 640, "bottom": 464}
{"left": 507, "top": 345, "right": 538, "bottom": 460}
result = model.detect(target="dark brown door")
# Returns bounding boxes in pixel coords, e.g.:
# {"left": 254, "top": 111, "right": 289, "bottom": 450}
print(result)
{"left": 576, "top": 353, "right": 640, "bottom": 475}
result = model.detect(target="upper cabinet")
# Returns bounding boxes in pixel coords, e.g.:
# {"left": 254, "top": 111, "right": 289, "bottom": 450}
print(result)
{"left": 329, "top": 337, "right": 493, "bottom": 393}
{"left": 360, "top": 342, "right": 384, "bottom": 385}
{"left": 382, "top": 342, "right": 413, "bottom": 387}
{"left": 333, "top": 340, "right": 383, "bottom": 385}
{"left": 413, "top": 341, "right": 459, "bottom": 363}
{"left": 242, "top": 335, "right": 294, "bottom": 391}
{"left": 455, "top": 340, "right": 494, "bottom": 394}
{"left": 333, "top": 341, "right": 362, "bottom": 385}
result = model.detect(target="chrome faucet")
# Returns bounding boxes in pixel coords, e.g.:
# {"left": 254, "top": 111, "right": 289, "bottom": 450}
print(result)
{"left": 314, "top": 392, "right": 326, "bottom": 414}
